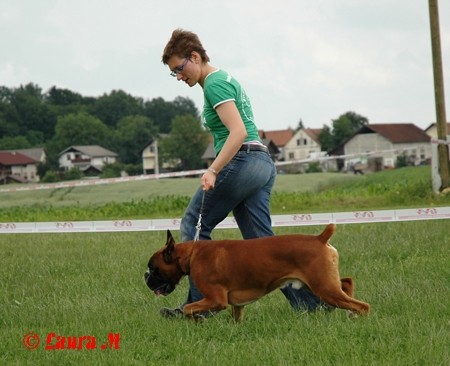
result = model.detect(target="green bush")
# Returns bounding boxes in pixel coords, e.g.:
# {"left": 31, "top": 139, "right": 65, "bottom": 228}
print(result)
{"left": 62, "top": 167, "right": 83, "bottom": 181}
{"left": 40, "top": 170, "right": 60, "bottom": 183}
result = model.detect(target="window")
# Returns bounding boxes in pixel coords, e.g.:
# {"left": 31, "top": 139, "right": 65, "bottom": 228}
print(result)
{"left": 297, "top": 138, "right": 308, "bottom": 146}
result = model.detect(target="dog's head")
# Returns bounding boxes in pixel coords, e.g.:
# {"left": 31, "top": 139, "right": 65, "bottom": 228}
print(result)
{"left": 144, "top": 230, "right": 185, "bottom": 296}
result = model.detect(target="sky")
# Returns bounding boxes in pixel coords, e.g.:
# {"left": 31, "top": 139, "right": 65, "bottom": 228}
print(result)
{"left": 1, "top": 0, "right": 449, "bottom": 132}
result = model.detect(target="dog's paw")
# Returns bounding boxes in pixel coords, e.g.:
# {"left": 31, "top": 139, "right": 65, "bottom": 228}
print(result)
{"left": 346, "top": 310, "right": 359, "bottom": 319}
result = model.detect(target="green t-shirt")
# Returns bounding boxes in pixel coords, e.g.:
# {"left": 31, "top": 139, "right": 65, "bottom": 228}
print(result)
{"left": 202, "top": 69, "right": 261, "bottom": 154}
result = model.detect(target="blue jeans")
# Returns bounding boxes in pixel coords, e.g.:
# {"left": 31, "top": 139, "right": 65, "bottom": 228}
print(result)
{"left": 180, "top": 149, "right": 326, "bottom": 311}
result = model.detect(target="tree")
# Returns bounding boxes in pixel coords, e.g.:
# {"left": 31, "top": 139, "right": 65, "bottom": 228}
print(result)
{"left": 45, "top": 86, "right": 84, "bottom": 106}
{"left": 296, "top": 119, "right": 305, "bottom": 131}
{"left": 0, "top": 87, "right": 21, "bottom": 137}
{"left": 44, "top": 86, "right": 89, "bottom": 118}
{"left": 144, "top": 96, "right": 199, "bottom": 134}
{"left": 114, "top": 115, "right": 158, "bottom": 164}
{"left": 9, "top": 83, "right": 57, "bottom": 139}
{"left": 173, "top": 96, "right": 199, "bottom": 118}
{"left": 52, "top": 112, "right": 112, "bottom": 152}
{"left": 144, "top": 97, "right": 175, "bottom": 134}
{"left": 89, "top": 90, "right": 143, "bottom": 127}
{"left": 0, "top": 136, "right": 32, "bottom": 150}
{"left": 318, "top": 125, "right": 333, "bottom": 152}
{"left": 159, "top": 115, "right": 209, "bottom": 170}
{"left": 323, "top": 111, "right": 369, "bottom": 152}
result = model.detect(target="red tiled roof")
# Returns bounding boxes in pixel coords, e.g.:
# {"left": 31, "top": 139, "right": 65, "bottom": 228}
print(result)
{"left": 0, "top": 151, "right": 37, "bottom": 166}
{"left": 362, "top": 124, "right": 430, "bottom": 143}
{"left": 304, "top": 128, "right": 322, "bottom": 143}
{"left": 259, "top": 129, "right": 294, "bottom": 147}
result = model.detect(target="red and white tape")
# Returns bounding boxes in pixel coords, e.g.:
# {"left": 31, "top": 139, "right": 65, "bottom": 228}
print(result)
{"left": 430, "top": 138, "right": 450, "bottom": 145}
{"left": 0, "top": 207, "right": 448, "bottom": 234}
{"left": 0, "top": 169, "right": 207, "bottom": 193}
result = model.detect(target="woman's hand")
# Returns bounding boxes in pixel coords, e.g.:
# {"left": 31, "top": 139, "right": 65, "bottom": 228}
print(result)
{"left": 201, "top": 170, "right": 216, "bottom": 191}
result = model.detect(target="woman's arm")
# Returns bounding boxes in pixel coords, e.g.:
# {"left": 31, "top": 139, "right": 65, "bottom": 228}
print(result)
{"left": 201, "top": 101, "right": 247, "bottom": 191}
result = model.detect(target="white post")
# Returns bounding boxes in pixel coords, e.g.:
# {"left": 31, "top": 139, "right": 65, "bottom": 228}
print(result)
{"left": 431, "top": 142, "right": 441, "bottom": 193}
{"left": 154, "top": 140, "right": 159, "bottom": 176}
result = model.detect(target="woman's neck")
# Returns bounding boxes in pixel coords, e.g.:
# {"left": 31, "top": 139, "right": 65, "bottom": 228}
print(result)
{"left": 199, "top": 64, "right": 217, "bottom": 88}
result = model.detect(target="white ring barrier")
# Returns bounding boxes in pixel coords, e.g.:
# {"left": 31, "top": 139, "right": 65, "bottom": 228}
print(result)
{"left": 0, "top": 207, "right": 449, "bottom": 234}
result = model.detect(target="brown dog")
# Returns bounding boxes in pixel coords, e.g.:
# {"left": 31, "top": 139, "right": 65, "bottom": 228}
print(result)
{"left": 144, "top": 224, "right": 370, "bottom": 321}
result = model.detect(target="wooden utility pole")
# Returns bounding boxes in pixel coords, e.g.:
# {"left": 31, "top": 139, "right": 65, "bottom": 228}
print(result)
{"left": 428, "top": 0, "right": 450, "bottom": 191}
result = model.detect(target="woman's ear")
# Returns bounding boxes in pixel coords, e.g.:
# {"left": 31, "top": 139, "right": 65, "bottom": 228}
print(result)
{"left": 191, "top": 51, "right": 201, "bottom": 64}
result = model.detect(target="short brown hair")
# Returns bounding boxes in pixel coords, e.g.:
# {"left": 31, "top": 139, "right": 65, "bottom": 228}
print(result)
{"left": 162, "top": 29, "right": 210, "bottom": 64}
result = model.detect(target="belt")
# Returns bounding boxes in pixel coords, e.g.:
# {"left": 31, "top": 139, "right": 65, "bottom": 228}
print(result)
{"left": 238, "top": 144, "right": 268, "bottom": 153}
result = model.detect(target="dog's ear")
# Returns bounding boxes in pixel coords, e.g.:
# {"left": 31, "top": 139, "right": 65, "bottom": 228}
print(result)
{"left": 163, "top": 230, "right": 176, "bottom": 263}
{"left": 166, "top": 229, "right": 173, "bottom": 242}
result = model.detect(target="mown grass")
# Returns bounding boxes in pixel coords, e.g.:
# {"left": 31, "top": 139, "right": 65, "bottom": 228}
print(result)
{"left": 1, "top": 166, "right": 449, "bottom": 365}
{"left": 1, "top": 222, "right": 449, "bottom": 365}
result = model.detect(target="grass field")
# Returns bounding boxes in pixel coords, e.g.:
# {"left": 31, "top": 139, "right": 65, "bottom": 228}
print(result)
{"left": 0, "top": 166, "right": 449, "bottom": 222}
{"left": 1, "top": 167, "right": 449, "bottom": 365}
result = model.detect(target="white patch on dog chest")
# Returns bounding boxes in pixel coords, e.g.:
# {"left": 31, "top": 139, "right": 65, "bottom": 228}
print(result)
{"left": 290, "top": 280, "right": 304, "bottom": 289}
{"left": 280, "top": 280, "right": 304, "bottom": 290}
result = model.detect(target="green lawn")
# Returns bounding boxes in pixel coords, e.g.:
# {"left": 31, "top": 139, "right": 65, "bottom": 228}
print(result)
{"left": 0, "top": 167, "right": 449, "bottom": 222}
{"left": 0, "top": 167, "right": 449, "bottom": 365}
{"left": 1, "top": 221, "right": 449, "bottom": 365}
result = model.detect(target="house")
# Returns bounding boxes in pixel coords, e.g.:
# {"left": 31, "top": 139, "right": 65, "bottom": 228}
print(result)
{"left": 142, "top": 137, "right": 179, "bottom": 174}
{"left": 283, "top": 128, "right": 323, "bottom": 161}
{"left": 5, "top": 147, "right": 46, "bottom": 164}
{"left": 201, "top": 143, "right": 215, "bottom": 167}
{"left": 340, "top": 123, "right": 431, "bottom": 170}
{"left": 58, "top": 145, "right": 117, "bottom": 174}
{"left": 424, "top": 122, "right": 450, "bottom": 140}
{"left": 0, "top": 151, "right": 40, "bottom": 184}
{"left": 259, "top": 127, "right": 325, "bottom": 162}
{"left": 258, "top": 127, "right": 335, "bottom": 172}
{"left": 259, "top": 128, "right": 294, "bottom": 161}
{"left": 142, "top": 140, "right": 159, "bottom": 174}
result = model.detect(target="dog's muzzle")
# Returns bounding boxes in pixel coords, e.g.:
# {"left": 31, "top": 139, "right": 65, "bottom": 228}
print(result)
{"left": 144, "top": 269, "right": 177, "bottom": 296}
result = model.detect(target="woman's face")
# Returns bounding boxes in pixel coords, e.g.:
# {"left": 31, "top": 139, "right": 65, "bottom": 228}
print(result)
{"left": 167, "top": 54, "right": 199, "bottom": 87}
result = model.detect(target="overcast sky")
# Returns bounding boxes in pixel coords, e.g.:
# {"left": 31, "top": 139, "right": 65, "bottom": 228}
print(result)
{"left": 1, "top": 0, "right": 449, "bottom": 132}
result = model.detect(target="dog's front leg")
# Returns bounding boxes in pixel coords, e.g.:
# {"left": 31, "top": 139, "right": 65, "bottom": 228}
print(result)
{"left": 231, "top": 305, "right": 245, "bottom": 322}
{"left": 183, "top": 298, "right": 228, "bottom": 320}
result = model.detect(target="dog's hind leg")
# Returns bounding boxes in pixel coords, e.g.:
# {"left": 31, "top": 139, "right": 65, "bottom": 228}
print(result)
{"left": 339, "top": 277, "right": 362, "bottom": 318}
{"left": 340, "top": 277, "right": 354, "bottom": 297}
{"left": 319, "top": 290, "right": 370, "bottom": 316}
{"left": 310, "top": 277, "right": 370, "bottom": 316}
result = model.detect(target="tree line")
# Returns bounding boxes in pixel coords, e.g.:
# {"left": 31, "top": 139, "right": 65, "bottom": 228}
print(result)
{"left": 0, "top": 83, "right": 369, "bottom": 179}
{"left": 0, "top": 83, "right": 210, "bottom": 178}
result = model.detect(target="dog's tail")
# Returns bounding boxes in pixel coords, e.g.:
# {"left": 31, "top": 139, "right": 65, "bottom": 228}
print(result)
{"left": 318, "top": 224, "right": 336, "bottom": 243}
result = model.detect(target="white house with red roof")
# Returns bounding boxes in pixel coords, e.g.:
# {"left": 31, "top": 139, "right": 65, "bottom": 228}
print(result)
{"left": 0, "top": 151, "right": 40, "bottom": 183}
{"left": 342, "top": 123, "right": 431, "bottom": 168}
{"left": 58, "top": 145, "right": 117, "bottom": 174}
{"left": 259, "top": 128, "right": 325, "bottom": 161}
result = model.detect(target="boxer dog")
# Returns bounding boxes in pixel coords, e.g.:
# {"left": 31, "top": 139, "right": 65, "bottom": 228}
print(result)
{"left": 144, "top": 224, "right": 370, "bottom": 321}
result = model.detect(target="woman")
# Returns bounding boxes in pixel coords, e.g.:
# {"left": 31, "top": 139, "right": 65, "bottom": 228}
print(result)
{"left": 160, "top": 29, "right": 328, "bottom": 317}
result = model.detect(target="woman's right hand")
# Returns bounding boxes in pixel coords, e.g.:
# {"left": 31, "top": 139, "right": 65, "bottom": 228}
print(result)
{"left": 201, "top": 170, "right": 216, "bottom": 191}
